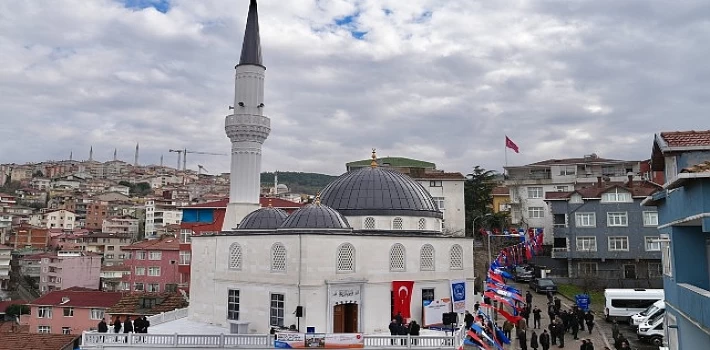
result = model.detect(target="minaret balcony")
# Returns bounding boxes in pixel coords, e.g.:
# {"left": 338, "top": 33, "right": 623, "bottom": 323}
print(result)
{"left": 225, "top": 114, "right": 271, "bottom": 143}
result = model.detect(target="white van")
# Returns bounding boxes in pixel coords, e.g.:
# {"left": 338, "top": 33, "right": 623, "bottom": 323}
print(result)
{"left": 637, "top": 312, "right": 664, "bottom": 346}
{"left": 631, "top": 300, "right": 665, "bottom": 327}
{"left": 604, "top": 288, "right": 664, "bottom": 323}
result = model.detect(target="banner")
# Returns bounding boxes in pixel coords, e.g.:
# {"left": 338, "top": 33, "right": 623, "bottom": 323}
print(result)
{"left": 274, "top": 333, "right": 364, "bottom": 349}
{"left": 324, "top": 334, "right": 364, "bottom": 348}
{"left": 275, "top": 333, "right": 306, "bottom": 349}
{"left": 422, "top": 298, "right": 452, "bottom": 327}
{"left": 450, "top": 279, "right": 466, "bottom": 313}
{"left": 392, "top": 280, "right": 414, "bottom": 318}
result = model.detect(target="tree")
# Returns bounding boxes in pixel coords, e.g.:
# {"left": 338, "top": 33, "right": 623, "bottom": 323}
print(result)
{"left": 4, "top": 304, "right": 30, "bottom": 317}
{"left": 464, "top": 166, "right": 501, "bottom": 236}
{"left": 32, "top": 170, "right": 44, "bottom": 178}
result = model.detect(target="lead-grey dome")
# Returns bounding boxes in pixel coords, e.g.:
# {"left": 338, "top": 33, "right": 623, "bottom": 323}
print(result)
{"left": 279, "top": 203, "right": 350, "bottom": 229}
{"left": 238, "top": 207, "right": 288, "bottom": 230}
{"left": 320, "top": 166, "right": 443, "bottom": 218}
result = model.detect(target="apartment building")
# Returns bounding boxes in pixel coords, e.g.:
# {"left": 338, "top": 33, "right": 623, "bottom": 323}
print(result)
{"left": 100, "top": 265, "right": 131, "bottom": 292}
{"left": 120, "top": 236, "right": 180, "bottom": 293}
{"left": 504, "top": 154, "right": 656, "bottom": 245}
{"left": 19, "top": 253, "right": 42, "bottom": 279}
{"left": 44, "top": 210, "right": 76, "bottom": 230}
{"left": 544, "top": 176, "right": 662, "bottom": 285}
{"left": 24, "top": 287, "right": 122, "bottom": 334}
{"left": 10, "top": 224, "right": 50, "bottom": 249}
{"left": 101, "top": 215, "right": 139, "bottom": 236}
{"left": 82, "top": 233, "right": 133, "bottom": 266}
{"left": 38, "top": 251, "right": 102, "bottom": 294}
{"left": 144, "top": 199, "right": 185, "bottom": 237}
{"left": 0, "top": 244, "right": 11, "bottom": 290}
{"left": 85, "top": 201, "right": 108, "bottom": 231}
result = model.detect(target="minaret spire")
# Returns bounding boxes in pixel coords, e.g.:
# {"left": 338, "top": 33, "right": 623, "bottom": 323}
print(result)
{"left": 113, "top": 148, "right": 117, "bottom": 161}
{"left": 89, "top": 146, "right": 93, "bottom": 161}
{"left": 239, "top": 0, "right": 263, "bottom": 67}
{"left": 134, "top": 143, "right": 139, "bottom": 166}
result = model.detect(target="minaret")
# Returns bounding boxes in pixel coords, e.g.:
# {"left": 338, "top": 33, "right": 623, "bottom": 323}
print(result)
{"left": 89, "top": 146, "right": 93, "bottom": 161}
{"left": 69, "top": 150, "right": 73, "bottom": 161}
{"left": 160, "top": 154, "right": 164, "bottom": 167}
{"left": 222, "top": 0, "right": 270, "bottom": 230}
{"left": 274, "top": 170, "right": 278, "bottom": 196}
{"left": 134, "top": 143, "right": 140, "bottom": 166}
{"left": 113, "top": 148, "right": 117, "bottom": 161}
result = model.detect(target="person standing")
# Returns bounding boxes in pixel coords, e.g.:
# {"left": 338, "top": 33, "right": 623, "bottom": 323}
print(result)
{"left": 556, "top": 319, "right": 565, "bottom": 348}
{"left": 526, "top": 291, "right": 533, "bottom": 305}
{"left": 409, "top": 320, "right": 420, "bottom": 346}
{"left": 533, "top": 306, "right": 542, "bottom": 329}
{"left": 142, "top": 316, "right": 150, "bottom": 333}
{"left": 580, "top": 340, "right": 588, "bottom": 350}
{"left": 523, "top": 306, "right": 532, "bottom": 326}
{"left": 569, "top": 315, "right": 579, "bottom": 340}
{"left": 554, "top": 297, "right": 561, "bottom": 313}
{"left": 394, "top": 312, "right": 404, "bottom": 326}
{"left": 611, "top": 320, "right": 620, "bottom": 341}
{"left": 539, "top": 329, "right": 551, "bottom": 350}
{"left": 585, "top": 339, "right": 594, "bottom": 350}
{"left": 464, "top": 310, "right": 474, "bottom": 329}
{"left": 584, "top": 312, "right": 595, "bottom": 334}
{"left": 518, "top": 328, "right": 528, "bottom": 350}
{"left": 113, "top": 316, "right": 122, "bottom": 333}
{"left": 388, "top": 319, "right": 398, "bottom": 345}
{"left": 97, "top": 319, "right": 108, "bottom": 333}
{"left": 133, "top": 317, "right": 144, "bottom": 334}
{"left": 530, "top": 330, "right": 539, "bottom": 350}
{"left": 502, "top": 320, "right": 513, "bottom": 339}
{"left": 549, "top": 322, "right": 557, "bottom": 346}
{"left": 123, "top": 316, "right": 133, "bottom": 333}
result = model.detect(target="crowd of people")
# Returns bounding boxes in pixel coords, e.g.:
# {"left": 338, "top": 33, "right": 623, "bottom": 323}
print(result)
{"left": 388, "top": 312, "right": 421, "bottom": 345}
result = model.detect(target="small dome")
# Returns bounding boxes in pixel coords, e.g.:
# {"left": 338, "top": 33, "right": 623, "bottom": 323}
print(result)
{"left": 320, "top": 166, "right": 442, "bottom": 218}
{"left": 279, "top": 203, "right": 350, "bottom": 229}
{"left": 238, "top": 207, "right": 288, "bottom": 230}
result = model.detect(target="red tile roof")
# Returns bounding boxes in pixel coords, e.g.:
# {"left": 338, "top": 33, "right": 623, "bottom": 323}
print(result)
{"left": 29, "top": 289, "right": 122, "bottom": 308}
{"left": 121, "top": 236, "right": 179, "bottom": 251}
{"left": 0, "top": 300, "right": 28, "bottom": 313}
{"left": 0, "top": 321, "right": 29, "bottom": 334}
{"left": 681, "top": 161, "right": 710, "bottom": 174}
{"left": 184, "top": 197, "right": 303, "bottom": 209}
{"left": 107, "top": 292, "right": 188, "bottom": 316}
{"left": 0, "top": 333, "right": 78, "bottom": 350}
{"left": 660, "top": 130, "right": 710, "bottom": 148}
{"left": 492, "top": 186, "right": 509, "bottom": 195}
{"left": 544, "top": 181, "right": 661, "bottom": 200}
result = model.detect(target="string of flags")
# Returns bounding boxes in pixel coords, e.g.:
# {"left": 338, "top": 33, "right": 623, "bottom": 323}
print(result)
{"left": 478, "top": 228, "right": 545, "bottom": 267}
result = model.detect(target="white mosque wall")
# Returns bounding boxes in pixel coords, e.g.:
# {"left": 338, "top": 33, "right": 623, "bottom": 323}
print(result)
{"left": 345, "top": 215, "right": 441, "bottom": 232}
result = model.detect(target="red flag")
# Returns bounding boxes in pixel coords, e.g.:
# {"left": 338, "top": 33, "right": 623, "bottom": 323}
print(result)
{"left": 505, "top": 136, "right": 519, "bottom": 153}
{"left": 467, "top": 330, "right": 491, "bottom": 350}
{"left": 392, "top": 281, "right": 414, "bottom": 319}
{"left": 498, "top": 308, "right": 523, "bottom": 324}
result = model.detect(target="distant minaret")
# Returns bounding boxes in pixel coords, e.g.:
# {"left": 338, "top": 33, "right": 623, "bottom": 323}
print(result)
{"left": 134, "top": 143, "right": 140, "bottom": 166}
{"left": 223, "top": 0, "right": 270, "bottom": 230}
{"left": 274, "top": 170, "right": 278, "bottom": 196}
{"left": 69, "top": 150, "right": 73, "bottom": 161}
{"left": 113, "top": 148, "right": 117, "bottom": 161}
{"left": 160, "top": 154, "right": 164, "bottom": 167}
{"left": 89, "top": 146, "right": 93, "bottom": 161}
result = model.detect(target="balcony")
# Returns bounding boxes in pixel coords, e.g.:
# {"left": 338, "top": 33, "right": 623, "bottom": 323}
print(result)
{"left": 665, "top": 281, "right": 710, "bottom": 328}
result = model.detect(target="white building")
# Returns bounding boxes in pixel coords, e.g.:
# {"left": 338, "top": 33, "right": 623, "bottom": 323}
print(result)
{"left": 44, "top": 209, "right": 76, "bottom": 230}
{"left": 412, "top": 173, "right": 466, "bottom": 236}
{"left": 31, "top": 177, "right": 51, "bottom": 190}
{"left": 0, "top": 244, "right": 11, "bottom": 290}
{"left": 190, "top": 1, "right": 474, "bottom": 336}
{"left": 102, "top": 215, "right": 139, "bottom": 235}
{"left": 108, "top": 185, "right": 130, "bottom": 196}
{"left": 144, "top": 200, "right": 183, "bottom": 237}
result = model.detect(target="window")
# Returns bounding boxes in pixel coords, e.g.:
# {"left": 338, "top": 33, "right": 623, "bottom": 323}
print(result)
{"left": 578, "top": 262, "right": 598, "bottom": 276}
{"left": 645, "top": 237, "right": 661, "bottom": 251}
{"left": 527, "top": 187, "right": 543, "bottom": 199}
{"left": 392, "top": 217, "right": 403, "bottom": 230}
{"left": 165, "top": 284, "right": 177, "bottom": 293}
{"left": 363, "top": 217, "right": 375, "bottom": 229}
{"left": 180, "top": 229, "right": 192, "bottom": 243}
{"left": 179, "top": 251, "right": 191, "bottom": 265}
{"left": 570, "top": 194, "right": 583, "bottom": 204}
{"left": 336, "top": 243, "right": 355, "bottom": 273}
{"left": 63, "top": 307, "right": 73, "bottom": 317}
{"left": 418, "top": 218, "right": 426, "bottom": 230}
{"left": 270, "top": 293, "right": 285, "bottom": 327}
{"left": 648, "top": 263, "right": 663, "bottom": 278}
{"left": 107, "top": 246, "right": 114, "bottom": 251}
{"left": 643, "top": 212, "right": 659, "bottom": 226}
{"left": 136, "top": 251, "right": 146, "bottom": 260}
{"left": 134, "top": 283, "right": 144, "bottom": 291}
{"left": 555, "top": 185, "right": 569, "bottom": 192}
{"left": 576, "top": 237, "right": 597, "bottom": 251}
{"left": 432, "top": 197, "right": 445, "bottom": 210}
{"left": 607, "top": 212, "right": 628, "bottom": 227}
{"left": 135, "top": 267, "right": 145, "bottom": 276}
{"left": 449, "top": 244, "right": 464, "bottom": 270}
{"left": 558, "top": 166, "right": 576, "bottom": 176}
{"left": 623, "top": 264, "right": 637, "bottom": 279}
{"left": 105, "top": 254, "right": 114, "bottom": 259}
{"left": 661, "top": 234, "right": 672, "bottom": 276}
{"left": 271, "top": 243, "right": 287, "bottom": 272}
{"left": 37, "top": 307, "right": 52, "bottom": 318}
{"left": 601, "top": 188, "right": 632, "bottom": 203}
{"left": 608, "top": 236, "right": 629, "bottom": 251}
{"left": 389, "top": 243, "right": 406, "bottom": 271}
{"left": 528, "top": 207, "right": 545, "bottom": 218}
{"left": 140, "top": 297, "right": 157, "bottom": 309}
{"left": 148, "top": 267, "right": 161, "bottom": 276}
{"left": 120, "top": 282, "right": 130, "bottom": 291}
{"left": 38, "top": 326, "right": 51, "bottom": 334}
{"left": 62, "top": 327, "right": 71, "bottom": 335}
{"left": 575, "top": 213, "right": 596, "bottom": 228}
{"left": 229, "top": 243, "right": 242, "bottom": 270}
{"left": 118, "top": 254, "right": 125, "bottom": 259}
{"left": 147, "top": 283, "right": 160, "bottom": 292}
{"left": 149, "top": 251, "right": 162, "bottom": 260}
{"left": 227, "top": 289, "right": 240, "bottom": 320}
{"left": 429, "top": 180, "right": 442, "bottom": 187}
{"left": 90, "top": 308, "right": 104, "bottom": 320}
{"left": 420, "top": 244, "right": 435, "bottom": 271}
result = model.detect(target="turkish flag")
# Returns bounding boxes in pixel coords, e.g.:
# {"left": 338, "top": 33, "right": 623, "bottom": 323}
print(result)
{"left": 505, "top": 136, "right": 520, "bottom": 153}
{"left": 392, "top": 281, "right": 415, "bottom": 319}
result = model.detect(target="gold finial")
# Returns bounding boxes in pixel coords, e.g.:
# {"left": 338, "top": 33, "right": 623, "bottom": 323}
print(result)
{"left": 268, "top": 198, "right": 273, "bottom": 208}
{"left": 370, "top": 148, "right": 378, "bottom": 168}
{"left": 314, "top": 192, "right": 321, "bottom": 205}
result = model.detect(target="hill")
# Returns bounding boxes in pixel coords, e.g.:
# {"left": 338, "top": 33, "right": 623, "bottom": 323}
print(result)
{"left": 260, "top": 171, "right": 338, "bottom": 195}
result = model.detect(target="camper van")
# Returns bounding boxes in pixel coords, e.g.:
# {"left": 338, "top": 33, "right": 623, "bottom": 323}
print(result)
{"left": 604, "top": 288, "right": 664, "bottom": 323}
{"left": 637, "top": 311, "right": 665, "bottom": 346}
{"left": 631, "top": 300, "right": 666, "bottom": 327}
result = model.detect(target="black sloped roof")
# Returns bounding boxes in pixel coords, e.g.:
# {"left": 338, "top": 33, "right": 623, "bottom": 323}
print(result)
{"left": 238, "top": 207, "right": 288, "bottom": 230}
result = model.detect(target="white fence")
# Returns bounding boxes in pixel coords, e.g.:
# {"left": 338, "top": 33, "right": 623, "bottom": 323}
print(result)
{"left": 146, "top": 307, "right": 189, "bottom": 326}
{"left": 81, "top": 332, "right": 457, "bottom": 349}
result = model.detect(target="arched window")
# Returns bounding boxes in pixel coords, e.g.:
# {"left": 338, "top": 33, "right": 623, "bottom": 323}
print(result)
{"left": 271, "top": 243, "right": 287, "bottom": 272}
{"left": 229, "top": 243, "right": 242, "bottom": 270}
{"left": 364, "top": 217, "right": 376, "bottom": 230}
{"left": 393, "top": 217, "right": 403, "bottom": 230}
{"left": 418, "top": 218, "right": 427, "bottom": 230}
{"left": 389, "top": 243, "right": 406, "bottom": 271}
{"left": 449, "top": 244, "right": 463, "bottom": 270}
{"left": 420, "top": 244, "right": 435, "bottom": 271}
{"left": 336, "top": 243, "right": 355, "bottom": 273}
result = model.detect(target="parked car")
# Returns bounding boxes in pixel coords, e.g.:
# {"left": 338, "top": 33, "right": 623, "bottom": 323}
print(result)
{"left": 512, "top": 266, "right": 534, "bottom": 282}
{"left": 529, "top": 278, "right": 558, "bottom": 294}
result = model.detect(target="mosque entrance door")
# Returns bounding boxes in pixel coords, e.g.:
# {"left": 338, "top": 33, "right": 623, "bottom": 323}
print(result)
{"left": 333, "top": 303, "right": 358, "bottom": 333}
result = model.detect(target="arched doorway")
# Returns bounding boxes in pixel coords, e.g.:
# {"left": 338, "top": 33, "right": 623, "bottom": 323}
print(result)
{"left": 333, "top": 303, "right": 358, "bottom": 333}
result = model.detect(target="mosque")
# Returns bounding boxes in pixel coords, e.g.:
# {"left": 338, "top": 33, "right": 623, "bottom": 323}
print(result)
{"left": 188, "top": 0, "right": 475, "bottom": 335}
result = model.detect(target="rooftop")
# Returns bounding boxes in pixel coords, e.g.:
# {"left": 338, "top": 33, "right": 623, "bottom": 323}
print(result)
{"left": 491, "top": 186, "right": 509, "bottom": 195}
{"left": 0, "top": 333, "right": 78, "bottom": 350}
{"left": 544, "top": 181, "right": 661, "bottom": 200}
{"left": 29, "top": 287, "right": 122, "bottom": 308}
{"left": 0, "top": 299, "right": 29, "bottom": 313}
{"left": 121, "top": 236, "right": 179, "bottom": 251}
{"left": 660, "top": 130, "right": 710, "bottom": 148}
{"left": 346, "top": 157, "right": 436, "bottom": 169}
{"left": 183, "top": 197, "right": 302, "bottom": 209}
{"left": 525, "top": 155, "right": 626, "bottom": 166}
{"left": 410, "top": 172, "right": 465, "bottom": 180}
{"left": 107, "top": 292, "right": 188, "bottom": 316}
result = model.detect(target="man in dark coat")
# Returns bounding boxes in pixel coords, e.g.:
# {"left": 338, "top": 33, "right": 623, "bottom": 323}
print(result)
{"left": 569, "top": 315, "right": 579, "bottom": 340}
{"left": 539, "top": 329, "right": 551, "bottom": 350}
{"left": 611, "top": 320, "right": 620, "bottom": 341}
{"left": 394, "top": 312, "right": 404, "bottom": 325}
{"left": 530, "top": 330, "right": 539, "bottom": 350}
{"left": 409, "top": 320, "right": 420, "bottom": 345}
{"left": 548, "top": 322, "right": 557, "bottom": 346}
{"left": 142, "top": 316, "right": 150, "bottom": 333}
{"left": 97, "top": 319, "right": 108, "bottom": 333}
{"left": 388, "top": 319, "right": 398, "bottom": 345}
{"left": 133, "top": 317, "right": 144, "bottom": 333}
{"left": 113, "top": 316, "right": 122, "bottom": 333}
{"left": 124, "top": 316, "right": 133, "bottom": 333}
{"left": 518, "top": 328, "right": 528, "bottom": 350}
{"left": 464, "top": 311, "right": 475, "bottom": 329}
{"left": 526, "top": 291, "right": 533, "bottom": 305}
{"left": 584, "top": 312, "right": 595, "bottom": 334}
{"left": 554, "top": 297, "right": 562, "bottom": 312}
{"left": 533, "top": 306, "right": 542, "bottom": 329}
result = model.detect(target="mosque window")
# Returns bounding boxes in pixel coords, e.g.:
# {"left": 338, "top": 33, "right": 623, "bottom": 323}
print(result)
{"left": 449, "top": 244, "right": 464, "bottom": 270}
{"left": 336, "top": 243, "right": 355, "bottom": 273}
{"left": 271, "top": 243, "right": 287, "bottom": 272}
{"left": 389, "top": 243, "right": 406, "bottom": 271}
{"left": 420, "top": 244, "right": 435, "bottom": 271}
{"left": 229, "top": 243, "right": 242, "bottom": 270}
{"left": 364, "top": 217, "right": 375, "bottom": 229}
{"left": 393, "top": 217, "right": 403, "bottom": 230}
{"left": 418, "top": 218, "right": 426, "bottom": 230}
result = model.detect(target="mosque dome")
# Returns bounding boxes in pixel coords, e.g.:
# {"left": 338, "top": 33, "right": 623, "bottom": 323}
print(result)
{"left": 320, "top": 150, "right": 442, "bottom": 219}
{"left": 279, "top": 202, "right": 351, "bottom": 229}
{"left": 238, "top": 206, "right": 288, "bottom": 230}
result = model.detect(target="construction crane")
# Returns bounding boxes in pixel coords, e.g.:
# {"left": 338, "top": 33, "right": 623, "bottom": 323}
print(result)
{"left": 198, "top": 164, "right": 209, "bottom": 175}
{"left": 168, "top": 149, "right": 183, "bottom": 170}
{"left": 168, "top": 148, "right": 227, "bottom": 171}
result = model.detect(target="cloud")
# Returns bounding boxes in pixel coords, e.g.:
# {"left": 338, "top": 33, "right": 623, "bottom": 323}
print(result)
{"left": 0, "top": 0, "right": 708, "bottom": 176}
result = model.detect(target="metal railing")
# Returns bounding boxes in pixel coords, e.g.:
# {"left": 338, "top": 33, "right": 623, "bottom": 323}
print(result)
{"left": 80, "top": 332, "right": 457, "bottom": 349}
{"left": 146, "top": 307, "right": 188, "bottom": 326}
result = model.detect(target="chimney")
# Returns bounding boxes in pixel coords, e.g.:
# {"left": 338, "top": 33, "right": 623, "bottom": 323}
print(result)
{"left": 597, "top": 176, "right": 602, "bottom": 187}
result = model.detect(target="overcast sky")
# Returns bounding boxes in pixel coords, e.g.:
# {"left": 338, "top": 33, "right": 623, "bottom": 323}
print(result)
{"left": 1, "top": 0, "right": 708, "bottom": 176}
